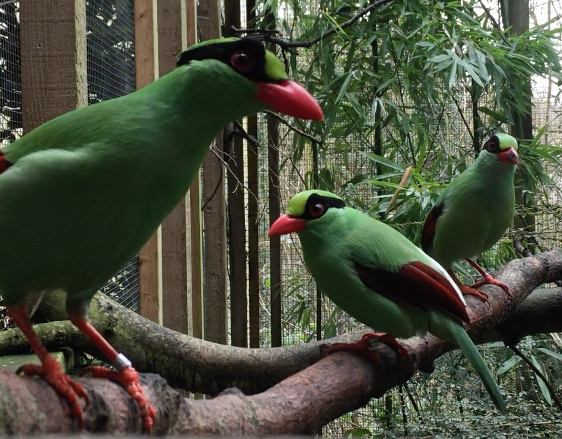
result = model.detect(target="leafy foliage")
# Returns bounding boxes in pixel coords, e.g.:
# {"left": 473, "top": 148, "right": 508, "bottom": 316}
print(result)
{"left": 253, "top": 0, "right": 562, "bottom": 434}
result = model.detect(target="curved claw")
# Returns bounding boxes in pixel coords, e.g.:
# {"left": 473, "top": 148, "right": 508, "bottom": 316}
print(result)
{"left": 321, "top": 332, "right": 409, "bottom": 364}
{"left": 17, "top": 356, "right": 88, "bottom": 428}
{"left": 81, "top": 365, "right": 156, "bottom": 433}
{"left": 459, "top": 283, "right": 490, "bottom": 303}
{"left": 472, "top": 275, "right": 513, "bottom": 299}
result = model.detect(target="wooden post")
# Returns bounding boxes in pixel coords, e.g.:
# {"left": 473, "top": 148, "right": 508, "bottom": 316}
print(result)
{"left": 224, "top": 0, "right": 247, "bottom": 348}
{"left": 154, "top": 0, "right": 200, "bottom": 336}
{"left": 20, "top": 0, "right": 87, "bottom": 133}
{"left": 158, "top": 0, "right": 189, "bottom": 334}
{"left": 268, "top": 113, "right": 282, "bottom": 348}
{"left": 198, "top": 0, "right": 227, "bottom": 345}
{"left": 183, "top": 0, "right": 204, "bottom": 340}
{"left": 135, "top": 0, "right": 162, "bottom": 324}
{"left": 246, "top": 0, "right": 260, "bottom": 349}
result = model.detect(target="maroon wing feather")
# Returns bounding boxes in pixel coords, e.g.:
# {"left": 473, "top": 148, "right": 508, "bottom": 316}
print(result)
{"left": 354, "top": 260, "right": 469, "bottom": 323}
{"left": 0, "top": 151, "right": 12, "bottom": 174}
{"left": 421, "top": 203, "right": 443, "bottom": 252}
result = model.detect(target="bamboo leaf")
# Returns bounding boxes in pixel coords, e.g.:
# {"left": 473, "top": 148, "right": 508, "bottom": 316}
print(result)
{"left": 360, "top": 152, "right": 405, "bottom": 171}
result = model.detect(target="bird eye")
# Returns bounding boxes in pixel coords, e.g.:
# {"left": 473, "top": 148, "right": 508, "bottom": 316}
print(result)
{"left": 309, "top": 203, "right": 325, "bottom": 218}
{"left": 230, "top": 51, "right": 255, "bottom": 73}
{"left": 484, "top": 139, "right": 500, "bottom": 153}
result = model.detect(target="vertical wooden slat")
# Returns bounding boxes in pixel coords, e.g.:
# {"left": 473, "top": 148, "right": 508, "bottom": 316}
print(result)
{"left": 268, "top": 113, "right": 282, "bottom": 348}
{"left": 224, "top": 0, "right": 247, "bottom": 348}
{"left": 246, "top": 0, "right": 260, "bottom": 349}
{"left": 135, "top": 0, "right": 162, "bottom": 324}
{"left": 198, "top": 0, "right": 228, "bottom": 345}
{"left": 20, "top": 0, "right": 87, "bottom": 133}
{"left": 158, "top": 0, "right": 189, "bottom": 334}
{"left": 182, "top": 0, "right": 204, "bottom": 340}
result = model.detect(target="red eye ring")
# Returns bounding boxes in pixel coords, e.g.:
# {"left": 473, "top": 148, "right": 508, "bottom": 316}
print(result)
{"left": 230, "top": 51, "right": 255, "bottom": 73}
{"left": 309, "top": 203, "right": 325, "bottom": 218}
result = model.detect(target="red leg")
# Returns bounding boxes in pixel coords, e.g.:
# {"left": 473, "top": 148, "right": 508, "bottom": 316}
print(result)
{"left": 321, "top": 332, "right": 409, "bottom": 364}
{"left": 447, "top": 269, "right": 489, "bottom": 302}
{"left": 68, "top": 315, "right": 156, "bottom": 433}
{"left": 466, "top": 258, "right": 513, "bottom": 299}
{"left": 7, "top": 305, "right": 88, "bottom": 428}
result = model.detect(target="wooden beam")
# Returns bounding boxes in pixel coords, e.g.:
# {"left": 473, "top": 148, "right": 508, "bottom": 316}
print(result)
{"left": 20, "top": 0, "right": 87, "bottom": 133}
{"left": 224, "top": 0, "right": 247, "bottom": 347}
{"left": 198, "top": 0, "right": 227, "bottom": 345}
{"left": 135, "top": 0, "right": 162, "bottom": 324}
{"left": 158, "top": 0, "right": 188, "bottom": 334}
{"left": 225, "top": 123, "right": 247, "bottom": 347}
{"left": 246, "top": 0, "right": 260, "bottom": 349}
{"left": 268, "top": 114, "right": 282, "bottom": 348}
{"left": 184, "top": 0, "right": 203, "bottom": 340}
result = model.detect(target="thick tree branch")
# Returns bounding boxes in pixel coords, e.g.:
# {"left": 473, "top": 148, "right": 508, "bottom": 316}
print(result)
{"left": 1, "top": 250, "right": 562, "bottom": 435}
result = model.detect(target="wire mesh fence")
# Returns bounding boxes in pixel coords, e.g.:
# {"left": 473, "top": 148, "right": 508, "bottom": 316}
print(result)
{"left": 86, "top": 0, "right": 139, "bottom": 311}
{"left": 0, "top": 1, "right": 20, "bottom": 331}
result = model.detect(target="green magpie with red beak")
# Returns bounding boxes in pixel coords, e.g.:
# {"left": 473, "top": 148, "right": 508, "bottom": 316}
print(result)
{"left": 422, "top": 133, "right": 518, "bottom": 301}
{"left": 0, "top": 37, "right": 322, "bottom": 432}
{"left": 269, "top": 190, "right": 506, "bottom": 413}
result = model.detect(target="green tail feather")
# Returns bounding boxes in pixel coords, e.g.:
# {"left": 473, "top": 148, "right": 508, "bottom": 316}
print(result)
{"left": 447, "top": 320, "right": 507, "bottom": 414}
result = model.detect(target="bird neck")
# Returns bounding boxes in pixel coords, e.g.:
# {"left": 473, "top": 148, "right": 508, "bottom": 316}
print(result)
{"left": 474, "top": 151, "right": 516, "bottom": 180}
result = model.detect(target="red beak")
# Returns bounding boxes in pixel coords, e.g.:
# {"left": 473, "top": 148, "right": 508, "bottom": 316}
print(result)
{"left": 255, "top": 80, "right": 323, "bottom": 121}
{"left": 268, "top": 214, "right": 308, "bottom": 236}
{"left": 497, "top": 147, "right": 519, "bottom": 165}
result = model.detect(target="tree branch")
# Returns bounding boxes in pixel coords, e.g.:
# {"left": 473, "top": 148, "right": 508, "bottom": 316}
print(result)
{"left": 234, "top": 0, "right": 396, "bottom": 49}
{"left": 1, "top": 250, "right": 562, "bottom": 435}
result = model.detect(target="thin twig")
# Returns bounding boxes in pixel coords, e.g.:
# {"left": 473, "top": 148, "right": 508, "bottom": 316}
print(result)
{"left": 232, "top": 121, "right": 260, "bottom": 146}
{"left": 476, "top": 0, "right": 512, "bottom": 47}
{"left": 231, "top": 27, "right": 281, "bottom": 36}
{"left": 507, "top": 342, "right": 562, "bottom": 413}
{"left": 513, "top": 239, "right": 532, "bottom": 258}
{"left": 264, "top": 110, "right": 322, "bottom": 144}
{"left": 0, "top": 0, "right": 17, "bottom": 7}
{"left": 201, "top": 150, "right": 223, "bottom": 211}
{"left": 451, "top": 93, "right": 474, "bottom": 142}
{"left": 236, "top": 0, "right": 395, "bottom": 49}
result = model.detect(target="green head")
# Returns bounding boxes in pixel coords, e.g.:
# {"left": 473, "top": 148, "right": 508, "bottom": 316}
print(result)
{"left": 481, "top": 133, "right": 519, "bottom": 165}
{"left": 269, "top": 190, "right": 346, "bottom": 236}
{"left": 175, "top": 37, "right": 323, "bottom": 120}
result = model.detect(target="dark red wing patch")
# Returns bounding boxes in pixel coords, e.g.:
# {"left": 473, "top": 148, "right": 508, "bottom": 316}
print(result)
{"left": 354, "top": 260, "right": 469, "bottom": 323}
{"left": 421, "top": 204, "right": 443, "bottom": 252}
{"left": 0, "top": 151, "right": 13, "bottom": 174}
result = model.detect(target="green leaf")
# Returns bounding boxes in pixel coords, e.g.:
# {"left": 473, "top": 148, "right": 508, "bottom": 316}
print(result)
{"left": 343, "top": 428, "right": 371, "bottom": 438}
{"left": 530, "top": 354, "right": 553, "bottom": 405}
{"left": 360, "top": 152, "right": 405, "bottom": 171}
{"left": 537, "top": 348, "right": 562, "bottom": 362}
{"left": 477, "top": 106, "right": 508, "bottom": 123}
{"left": 335, "top": 72, "right": 353, "bottom": 105}
{"left": 497, "top": 355, "right": 520, "bottom": 375}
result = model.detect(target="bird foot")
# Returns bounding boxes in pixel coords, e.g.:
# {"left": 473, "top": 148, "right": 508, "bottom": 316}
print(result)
{"left": 81, "top": 365, "right": 156, "bottom": 433}
{"left": 472, "top": 274, "right": 513, "bottom": 299}
{"left": 321, "top": 333, "right": 409, "bottom": 364}
{"left": 459, "top": 283, "right": 490, "bottom": 303}
{"left": 17, "top": 356, "right": 88, "bottom": 428}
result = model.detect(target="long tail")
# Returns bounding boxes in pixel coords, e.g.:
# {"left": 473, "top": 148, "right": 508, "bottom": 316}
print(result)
{"left": 434, "top": 313, "right": 506, "bottom": 414}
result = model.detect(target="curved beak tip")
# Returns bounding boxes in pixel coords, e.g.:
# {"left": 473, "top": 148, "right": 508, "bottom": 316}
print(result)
{"left": 256, "top": 80, "right": 323, "bottom": 121}
{"left": 498, "top": 147, "right": 519, "bottom": 165}
{"left": 268, "top": 214, "right": 308, "bottom": 236}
